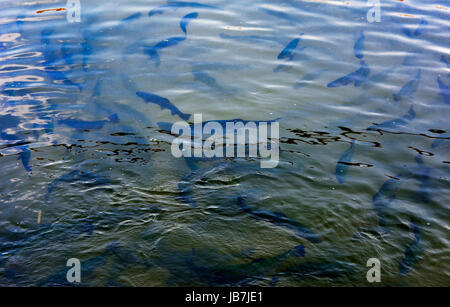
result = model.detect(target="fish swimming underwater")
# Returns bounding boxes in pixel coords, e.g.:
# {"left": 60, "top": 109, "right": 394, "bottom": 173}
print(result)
{"left": 18, "top": 147, "right": 32, "bottom": 174}
{"left": 367, "top": 106, "right": 416, "bottom": 131}
{"left": 437, "top": 75, "right": 450, "bottom": 106}
{"left": 327, "top": 61, "right": 370, "bottom": 88}
{"left": 237, "top": 197, "right": 321, "bottom": 243}
{"left": 57, "top": 114, "right": 119, "bottom": 132}
{"left": 398, "top": 219, "right": 423, "bottom": 275}
{"left": 393, "top": 70, "right": 421, "bottom": 102}
{"left": 354, "top": 31, "right": 365, "bottom": 59}
{"left": 335, "top": 140, "right": 356, "bottom": 184}
{"left": 177, "top": 245, "right": 305, "bottom": 286}
{"left": 136, "top": 91, "right": 191, "bottom": 121}
{"left": 180, "top": 12, "right": 198, "bottom": 35}
{"left": 410, "top": 155, "right": 432, "bottom": 204}
{"left": 148, "top": 1, "right": 220, "bottom": 17}
{"left": 277, "top": 36, "right": 302, "bottom": 61}
{"left": 402, "top": 18, "right": 428, "bottom": 38}
{"left": 145, "top": 36, "right": 186, "bottom": 66}
{"left": 372, "top": 171, "right": 412, "bottom": 230}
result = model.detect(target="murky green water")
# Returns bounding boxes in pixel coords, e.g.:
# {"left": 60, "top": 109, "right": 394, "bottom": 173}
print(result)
{"left": 0, "top": 0, "right": 449, "bottom": 286}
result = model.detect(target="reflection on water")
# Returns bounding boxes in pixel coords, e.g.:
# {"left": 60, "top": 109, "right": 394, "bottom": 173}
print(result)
{"left": 0, "top": 0, "right": 449, "bottom": 286}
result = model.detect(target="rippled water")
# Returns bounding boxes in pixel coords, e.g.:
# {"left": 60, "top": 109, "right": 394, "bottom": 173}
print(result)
{"left": 0, "top": 0, "right": 449, "bottom": 286}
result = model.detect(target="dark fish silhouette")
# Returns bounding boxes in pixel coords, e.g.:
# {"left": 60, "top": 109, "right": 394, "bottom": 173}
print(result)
{"left": 278, "top": 36, "right": 302, "bottom": 60}
{"left": 180, "top": 12, "right": 198, "bottom": 35}
{"left": 57, "top": 114, "right": 119, "bottom": 132}
{"left": 191, "top": 70, "right": 235, "bottom": 93}
{"left": 402, "top": 18, "right": 428, "bottom": 38}
{"left": 335, "top": 140, "right": 355, "bottom": 184}
{"left": 183, "top": 245, "right": 305, "bottom": 286}
{"left": 354, "top": 31, "right": 365, "bottom": 59}
{"left": 411, "top": 155, "right": 432, "bottom": 204}
{"left": 398, "top": 219, "right": 423, "bottom": 275}
{"left": 136, "top": 91, "right": 191, "bottom": 121}
{"left": 149, "top": 1, "right": 220, "bottom": 17}
{"left": 18, "top": 147, "right": 32, "bottom": 174}
{"left": 372, "top": 171, "right": 412, "bottom": 229}
{"left": 145, "top": 36, "right": 186, "bottom": 66}
{"left": 393, "top": 70, "right": 421, "bottom": 102}
{"left": 121, "top": 12, "right": 142, "bottom": 22}
{"left": 367, "top": 106, "right": 416, "bottom": 131}
{"left": 437, "top": 75, "right": 450, "bottom": 106}
{"left": 327, "top": 61, "right": 370, "bottom": 87}
{"left": 237, "top": 197, "right": 321, "bottom": 243}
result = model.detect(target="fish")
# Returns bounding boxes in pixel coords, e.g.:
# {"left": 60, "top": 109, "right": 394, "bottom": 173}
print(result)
{"left": 136, "top": 91, "right": 191, "bottom": 121}
{"left": 437, "top": 75, "right": 450, "bottom": 106}
{"left": 182, "top": 245, "right": 305, "bottom": 286}
{"left": 335, "top": 140, "right": 356, "bottom": 184}
{"left": 414, "top": 18, "right": 428, "bottom": 36}
{"left": 45, "top": 170, "right": 113, "bottom": 202}
{"left": 398, "top": 219, "right": 423, "bottom": 275}
{"left": 372, "top": 171, "right": 412, "bottom": 229}
{"left": 277, "top": 36, "right": 302, "bottom": 61}
{"left": 327, "top": 61, "right": 370, "bottom": 88}
{"left": 57, "top": 114, "right": 119, "bottom": 132}
{"left": 191, "top": 70, "right": 235, "bottom": 93}
{"left": 148, "top": 1, "right": 220, "bottom": 17}
{"left": 393, "top": 70, "right": 421, "bottom": 102}
{"left": 180, "top": 12, "right": 198, "bottom": 35}
{"left": 18, "top": 147, "right": 32, "bottom": 174}
{"left": 403, "top": 18, "right": 428, "bottom": 37}
{"left": 354, "top": 31, "right": 365, "bottom": 59}
{"left": 411, "top": 155, "right": 432, "bottom": 204}
{"left": 293, "top": 69, "right": 328, "bottom": 89}
{"left": 121, "top": 12, "right": 142, "bottom": 22}
{"left": 237, "top": 196, "right": 321, "bottom": 243}
{"left": 145, "top": 36, "right": 186, "bottom": 66}
{"left": 367, "top": 106, "right": 416, "bottom": 131}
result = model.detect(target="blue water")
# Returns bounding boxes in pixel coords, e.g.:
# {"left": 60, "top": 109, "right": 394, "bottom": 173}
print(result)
{"left": 0, "top": 0, "right": 449, "bottom": 286}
